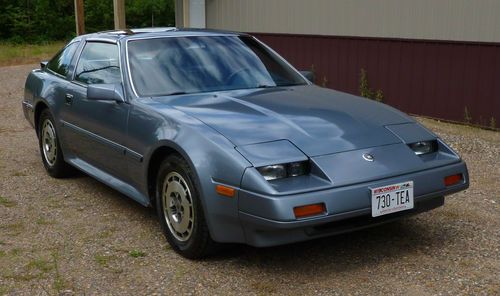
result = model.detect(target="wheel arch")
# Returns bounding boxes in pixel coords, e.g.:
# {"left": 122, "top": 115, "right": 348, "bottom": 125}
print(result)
{"left": 34, "top": 101, "right": 49, "bottom": 137}
{"left": 143, "top": 132, "right": 249, "bottom": 244}
{"left": 146, "top": 141, "right": 202, "bottom": 207}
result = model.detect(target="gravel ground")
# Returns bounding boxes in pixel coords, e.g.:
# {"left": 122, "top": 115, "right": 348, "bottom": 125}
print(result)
{"left": 0, "top": 64, "right": 499, "bottom": 295}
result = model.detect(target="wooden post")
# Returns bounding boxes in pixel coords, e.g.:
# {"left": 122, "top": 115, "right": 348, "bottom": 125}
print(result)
{"left": 74, "top": 0, "right": 85, "bottom": 35}
{"left": 183, "top": 0, "right": 190, "bottom": 27}
{"left": 113, "top": 0, "right": 126, "bottom": 30}
{"left": 175, "top": 0, "right": 184, "bottom": 27}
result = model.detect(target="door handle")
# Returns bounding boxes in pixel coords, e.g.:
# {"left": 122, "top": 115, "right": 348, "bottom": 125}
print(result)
{"left": 65, "top": 94, "right": 73, "bottom": 105}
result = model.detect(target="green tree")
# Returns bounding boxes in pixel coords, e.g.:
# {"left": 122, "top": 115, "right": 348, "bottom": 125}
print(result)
{"left": 0, "top": 0, "right": 176, "bottom": 43}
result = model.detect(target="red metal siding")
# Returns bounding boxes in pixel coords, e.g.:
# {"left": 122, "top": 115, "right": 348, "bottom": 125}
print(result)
{"left": 254, "top": 33, "right": 500, "bottom": 127}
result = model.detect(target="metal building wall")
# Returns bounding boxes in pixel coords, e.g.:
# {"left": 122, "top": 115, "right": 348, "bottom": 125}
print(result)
{"left": 205, "top": 0, "right": 500, "bottom": 126}
{"left": 206, "top": 0, "right": 500, "bottom": 43}
{"left": 254, "top": 33, "right": 500, "bottom": 126}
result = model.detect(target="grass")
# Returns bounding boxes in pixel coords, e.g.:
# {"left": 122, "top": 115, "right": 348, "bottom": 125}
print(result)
{"left": 0, "top": 196, "right": 17, "bottom": 208}
{"left": 251, "top": 281, "right": 278, "bottom": 295}
{"left": 10, "top": 248, "right": 22, "bottom": 256}
{"left": 27, "top": 258, "right": 54, "bottom": 273}
{"left": 94, "top": 254, "right": 114, "bottom": 268}
{"left": 35, "top": 217, "right": 56, "bottom": 225}
{"left": 11, "top": 171, "right": 27, "bottom": 177}
{"left": 0, "top": 42, "right": 65, "bottom": 67}
{"left": 52, "top": 252, "right": 70, "bottom": 292}
{"left": 0, "top": 222, "right": 24, "bottom": 236}
{"left": 0, "top": 285, "right": 11, "bottom": 295}
{"left": 94, "top": 254, "right": 123, "bottom": 274}
{"left": 2, "top": 253, "right": 69, "bottom": 292}
{"left": 129, "top": 249, "right": 146, "bottom": 258}
{"left": 96, "top": 227, "right": 117, "bottom": 239}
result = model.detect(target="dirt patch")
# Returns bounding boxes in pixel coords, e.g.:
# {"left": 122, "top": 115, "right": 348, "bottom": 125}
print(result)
{"left": 0, "top": 64, "right": 498, "bottom": 295}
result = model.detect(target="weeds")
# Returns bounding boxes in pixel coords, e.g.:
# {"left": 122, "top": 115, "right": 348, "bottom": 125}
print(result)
{"left": 310, "top": 64, "right": 316, "bottom": 84}
{"left": 321, "top": 76, "right": 328, "bottom": 88}
{"left": 359, "top": 68, "right": 384, "bottom": 102}
{"left": 374, "top": 89, "right": 384, "bottom": 102}
{"left": 464, "top": 107, "right": 472, "bottom": 124}
{"left": 129, "top": 249, "right": 146, "bottom": 258}
{"left": 490, "top": 117, "right": 496, "bottom": 130}
{"left": 360, "top": 69, "right": 373, "bottom": 98}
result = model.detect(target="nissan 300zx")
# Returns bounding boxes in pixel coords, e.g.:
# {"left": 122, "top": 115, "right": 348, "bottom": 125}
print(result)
{"left": 22, "top": 28, "right": 469, "bottom": 258}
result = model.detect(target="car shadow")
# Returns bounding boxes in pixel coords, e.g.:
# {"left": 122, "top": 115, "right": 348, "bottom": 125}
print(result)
{"left": 204, "top": 217, "right": 457, "bottom": 273}
{"left": 71, "top": 173, "right": 456, "bottom": 273}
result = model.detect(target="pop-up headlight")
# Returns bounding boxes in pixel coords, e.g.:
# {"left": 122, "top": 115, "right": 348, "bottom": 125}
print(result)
{"left": 257, "top": 161, "right": 310, "bottom": 181}
{"left": 408, "top": 140, "right": 438, "bottom": 155}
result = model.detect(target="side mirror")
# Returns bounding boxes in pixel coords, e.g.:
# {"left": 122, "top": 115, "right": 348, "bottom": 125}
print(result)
{"left": 87, "top": 83, "right": 125, "bottom": 103}
{"left": 300, "top": 71, "right": 315, "bottom": 83}
{"left": 40, "top": 61, "right": 48, "bottom": 69}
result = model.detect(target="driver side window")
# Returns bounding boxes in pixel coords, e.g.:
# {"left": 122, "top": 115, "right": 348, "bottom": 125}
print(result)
{"left": 75, "top": 42, "right": 121, "bottom": 85}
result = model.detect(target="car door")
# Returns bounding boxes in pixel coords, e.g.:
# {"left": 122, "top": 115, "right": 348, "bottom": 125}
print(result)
{"left": 62, "top": 41, "right": 129, "bottom": 180}
{"left": 43, "top": 41, "right": 81, "bottom": 155}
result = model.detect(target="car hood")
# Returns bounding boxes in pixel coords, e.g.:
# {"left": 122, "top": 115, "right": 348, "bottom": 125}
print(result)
{"left": 153, "top": 85, "right": 413, "bottom": 156}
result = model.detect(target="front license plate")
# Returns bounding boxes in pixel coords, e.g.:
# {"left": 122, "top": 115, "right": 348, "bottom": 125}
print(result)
{"left": 371, "top": 181, "right": 414, "bottom": 217}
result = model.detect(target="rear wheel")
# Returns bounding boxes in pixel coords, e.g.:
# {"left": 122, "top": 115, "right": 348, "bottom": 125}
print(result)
{"left": 38, "top": 109, "right": 72, "bottom": 178}
{"left": 156, "top": 154, "right": 217, "bottom": 259}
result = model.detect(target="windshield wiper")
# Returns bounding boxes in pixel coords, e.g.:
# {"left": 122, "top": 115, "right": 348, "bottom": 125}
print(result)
{"left": 164, "top": 91, "right": 187, "bottom": 96}
{"left": 78, "top": 65, "right": 119, "bottom": 75}
{"left": 255, "top": 84, "right": 275, "bottom": 89}
{"left": 276, "top": 83, "right": 305, "bottom": 87}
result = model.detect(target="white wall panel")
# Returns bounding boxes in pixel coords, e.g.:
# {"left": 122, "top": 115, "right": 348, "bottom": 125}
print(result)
{"left": 205, "top": 0, "right": 500, "bottom": 42}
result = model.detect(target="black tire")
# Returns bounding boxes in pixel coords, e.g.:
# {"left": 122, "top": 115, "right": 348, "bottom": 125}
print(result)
{"left": 156, "top": 154, "right": 217, "bottom": 259}
{"left": 38, "top": 109, "right": 73, "bottom": 178}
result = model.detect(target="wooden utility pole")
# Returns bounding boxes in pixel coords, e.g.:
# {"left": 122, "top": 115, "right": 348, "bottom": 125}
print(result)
{"left": 113, "top": 0, "right": 126, "bottom": 30}
{"left": 74, "top": 0, "right": 85, "bottom": 35}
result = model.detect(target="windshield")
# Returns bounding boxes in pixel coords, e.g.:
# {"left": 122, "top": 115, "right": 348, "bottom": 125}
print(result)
{"left": 127, "top": 36, "right": 307, "bottom": 96}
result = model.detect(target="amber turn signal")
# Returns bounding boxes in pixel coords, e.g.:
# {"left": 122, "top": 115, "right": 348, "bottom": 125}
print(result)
{"left": 444, "top": 174, "right": 463, "bottom": 187}
{"left": 216, "top": 185, "right": 235, "bottom": 197}
{"left": 293, "top": 203, "right": 326, "bottom": 219}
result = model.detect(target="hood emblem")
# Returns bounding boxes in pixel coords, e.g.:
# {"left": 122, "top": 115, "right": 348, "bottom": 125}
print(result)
{"left": 363, "top": 153, "right": 374, "bottom": 162}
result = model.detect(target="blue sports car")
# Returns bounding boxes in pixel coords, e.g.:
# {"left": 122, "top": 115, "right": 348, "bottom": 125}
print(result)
{"left": 22, "top": 28, "right": 469, "bottom": 258}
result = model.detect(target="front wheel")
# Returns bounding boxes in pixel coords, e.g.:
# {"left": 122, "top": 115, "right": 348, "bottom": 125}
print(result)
{"left": 156, "top": 154, "right": 217, "bottom": 259}
{"left": 38, "top": 109, "right": 73, "bottom": 178}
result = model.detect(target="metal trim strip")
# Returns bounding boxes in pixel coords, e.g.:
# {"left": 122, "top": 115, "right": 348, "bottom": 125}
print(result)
{"left": 60, "top": 120, "right": 143, "bottom": 162}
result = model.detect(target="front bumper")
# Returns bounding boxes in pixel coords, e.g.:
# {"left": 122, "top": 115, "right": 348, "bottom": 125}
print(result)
{"left": 238, "top": 161, "right": 468, "bottom": 247}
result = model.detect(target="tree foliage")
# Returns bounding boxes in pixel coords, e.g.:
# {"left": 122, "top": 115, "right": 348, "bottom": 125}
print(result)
{"left": 0, "top": 0, "right": 175, "bottom": 43}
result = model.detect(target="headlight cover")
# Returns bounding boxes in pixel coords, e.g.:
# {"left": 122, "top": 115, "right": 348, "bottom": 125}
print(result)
{"left": 408, "top": 140, "right": 438, "bottom": 155}
{"left": 257, "top": 161, "right": 310, "bottom": 181}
